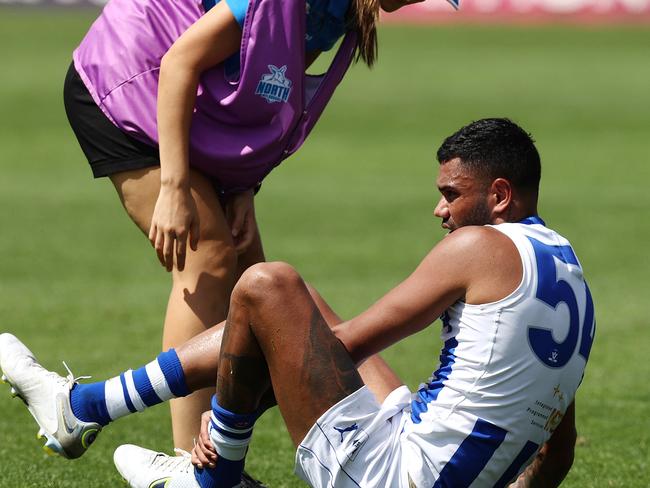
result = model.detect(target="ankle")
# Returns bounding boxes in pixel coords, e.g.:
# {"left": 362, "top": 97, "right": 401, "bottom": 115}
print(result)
{"left": 194, "top": 396, "right": 258, "bottom": 488}
{"left": 70, "top": 383, "right": 111, "bottom": 426}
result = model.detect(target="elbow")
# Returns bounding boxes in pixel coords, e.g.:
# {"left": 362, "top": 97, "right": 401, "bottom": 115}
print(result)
{"left": 331, "top": 323, "right": 362, "bottom": 364}
{"left": 332, "top": 323, "right": 353, "bottom": 352}
{"left": 160, "top": 50, "right": 179, "bottom": 76}
{"left": 160, "top": 48, "right": 194, "bottom": 77}
{"left": 159, "top": 50, "right": 201, "bottom": 89}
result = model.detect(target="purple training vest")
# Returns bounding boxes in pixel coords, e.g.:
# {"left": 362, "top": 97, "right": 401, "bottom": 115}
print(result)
{"left": 73, "top": 0, "right": 356, "bottom": 192}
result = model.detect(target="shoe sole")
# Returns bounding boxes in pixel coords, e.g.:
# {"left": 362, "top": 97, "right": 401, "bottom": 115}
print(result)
{"left": 1, "top": 370, "right": 67, "bottom": 457}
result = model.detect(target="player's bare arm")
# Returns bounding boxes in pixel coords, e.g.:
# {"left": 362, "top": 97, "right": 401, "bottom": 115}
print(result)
{"left": 335, "top": 224, "right": 522, "bottom": 363}
{"left": 509, "top": 402, "right": 577, "bottom": 487}
{"left": 151, "top": 2, "right": 242, "bottom": 271}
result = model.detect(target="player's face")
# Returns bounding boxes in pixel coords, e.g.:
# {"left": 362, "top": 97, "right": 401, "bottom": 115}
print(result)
{"left": 434, "top": 158, "right": 492, "bottom": 232}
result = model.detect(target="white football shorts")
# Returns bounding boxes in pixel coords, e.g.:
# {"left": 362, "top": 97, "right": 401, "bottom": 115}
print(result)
{"left": 294, "top": 385, "right": 416, "bottom": 488}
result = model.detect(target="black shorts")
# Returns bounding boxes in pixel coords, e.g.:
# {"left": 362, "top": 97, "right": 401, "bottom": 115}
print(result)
{"left": 63, "top": 62, "right": 161, "bottom": 178}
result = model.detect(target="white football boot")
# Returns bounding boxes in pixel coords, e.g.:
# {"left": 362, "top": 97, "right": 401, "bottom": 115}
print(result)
{"left": 114, "top": 444, "right": 268, "bottom": 488}
{"left": 114, "top": 445, "right": 199, "bottom": 488}
{"left": 0, "top": 333, "right": 102, "bottom": 459}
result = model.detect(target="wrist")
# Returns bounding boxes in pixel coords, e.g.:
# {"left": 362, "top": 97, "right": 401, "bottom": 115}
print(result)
{"left": 160, "top": 174, "right": 190, "bottom": 191}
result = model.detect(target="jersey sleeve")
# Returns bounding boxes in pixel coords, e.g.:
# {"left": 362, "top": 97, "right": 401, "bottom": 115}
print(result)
{"left": 202, "top": 0, "right": 249, "bottom": 26}
{"left": 224, "top": 0, "right": 249, "bottom": 26}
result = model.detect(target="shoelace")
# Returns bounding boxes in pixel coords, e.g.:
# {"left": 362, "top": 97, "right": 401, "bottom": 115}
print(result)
{"left": 62, "top": 361, "right": 91, "bottom": 389}
{"left": 149, "top": 448, "right": 193, "bottom": 474}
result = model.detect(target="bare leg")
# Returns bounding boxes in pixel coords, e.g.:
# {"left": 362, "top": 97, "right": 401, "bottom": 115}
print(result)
{"left": 217, "top": 262, "right": 370, "bottom": 446}
{"left": 111, "top": 166, "right": 241, "bottom": 451}
{"left": 305, "top": 284, "right": 403, "bottom": 403}
{"left": 169, "top": 229, "right": 265, "bottom": 406}
{"left": 164, "top": 223, "right": 264, "bottom": 449}
{"left": 173, "top": 325, "right": 226, "bottom": 393}
{"left": 171, "top": 276, "right": 399, "bottom": 407}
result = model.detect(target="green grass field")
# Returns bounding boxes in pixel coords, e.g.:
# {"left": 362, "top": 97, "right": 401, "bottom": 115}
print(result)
{"left": 0, "top": 9, "right": 649, "bottom": 487}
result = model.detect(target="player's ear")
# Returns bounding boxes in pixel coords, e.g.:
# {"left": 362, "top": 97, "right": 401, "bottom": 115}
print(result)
{"left": 490, "top": 178, "right": 512, "bottom": 215}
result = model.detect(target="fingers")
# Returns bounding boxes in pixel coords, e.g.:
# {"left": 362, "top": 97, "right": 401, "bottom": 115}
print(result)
{"left": 233, "top": 213, "right": 255, "bottom": 253}
{"left": 230, "top": 205, "right": 244, "bottom": 241}
{"left": 199, "top": 411, "right": 217, "bottom": 457}
{"left": 163, "top": 231, "right": 175, "bottom": 272}
{"left": 173, "top": 224, "right": 190, "bottom": 272}
{"left": 150, "top": 221, "right": 197, "bottom": 272}
{"left": 192, "top": 440, "right": 217, "bottom": 469}
{"left": 226, "top": 190, "right": 255, "bottom": 251}
{"left": 177, "top": 215, "right": 200, "bottom": 270}
{"left": 176, "top": 234, "right": 187, "bottom": 272}
{"left": 150, "top": 226, "right": 184, "bottom": 272}
{"left": 192, "top": 411, "right": 217, "bottom": 468}
{"left": 151, "top": 226, "right": 167, "bottom": 268}
{"left": 190, "top": 217, "right": 200, "bottom": 252}
{"left": 148, "top": 187, "right": 200, "bottom": 271}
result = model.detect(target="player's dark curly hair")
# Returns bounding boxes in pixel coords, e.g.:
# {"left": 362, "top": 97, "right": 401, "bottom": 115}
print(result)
{"left": 437, "top": 118, "right": 541, "bottom": 194}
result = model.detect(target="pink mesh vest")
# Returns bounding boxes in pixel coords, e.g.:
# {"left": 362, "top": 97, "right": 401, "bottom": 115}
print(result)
{"left": 74, "top": 0, "right": 356, "bottom": 192}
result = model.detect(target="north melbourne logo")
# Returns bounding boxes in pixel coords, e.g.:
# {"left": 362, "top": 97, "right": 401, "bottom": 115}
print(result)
{"left": 255, "top": 65, "right": 292, "bottom": 104}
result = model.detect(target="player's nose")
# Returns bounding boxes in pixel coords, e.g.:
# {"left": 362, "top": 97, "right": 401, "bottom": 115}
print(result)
{"left": 433, "top": 197, "right": 449, "bottom": 219}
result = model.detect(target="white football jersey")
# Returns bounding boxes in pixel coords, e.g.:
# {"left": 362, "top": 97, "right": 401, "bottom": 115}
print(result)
{"left": 402, "top": 216, "right": 595, "bottom": 488}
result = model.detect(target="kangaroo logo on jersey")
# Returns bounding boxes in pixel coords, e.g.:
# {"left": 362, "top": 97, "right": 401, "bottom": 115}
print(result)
{"left": 333, "top": 423, "right": 358, "bottom": 443}
{"left": 255, "top": 65, "right": 292, "bottom": 104}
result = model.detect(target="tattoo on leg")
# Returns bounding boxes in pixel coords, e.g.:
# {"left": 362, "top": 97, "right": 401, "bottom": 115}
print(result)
{"left": 302, "top": 306, "right": 362, "bottom": 401}
{"left": 217, "top": 352, "right": 270, "bottom": 413}
{"left": 217, "top": 306, "right": 272, "bottom": 413}
{"left": 216, "top": 296, "right": 360, "bottom": 419}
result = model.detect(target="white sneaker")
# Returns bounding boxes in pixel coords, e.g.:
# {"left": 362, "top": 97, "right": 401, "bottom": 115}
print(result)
{"left": 0, "top": 333, "right": 102, "bottom": 459}
{"left": 114, "top": 444, "right": 268, "bottom": 488}
{"left": 114, "top": 445, "right": 199, "bottom": 488}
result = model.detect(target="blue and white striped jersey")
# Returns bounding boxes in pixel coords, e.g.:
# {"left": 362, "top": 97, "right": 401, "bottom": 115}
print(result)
{"left": 402, "top": 217, "right": 595, "bottom": 488}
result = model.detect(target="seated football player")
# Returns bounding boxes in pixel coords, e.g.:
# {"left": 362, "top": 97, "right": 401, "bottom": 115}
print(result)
{"left": 0, "top": 118, "right": 594, "bottom": 488}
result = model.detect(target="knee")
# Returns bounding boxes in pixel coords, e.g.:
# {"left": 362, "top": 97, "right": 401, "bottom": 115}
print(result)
{"left": 233, "top": 262, "right": 303, "bottom": 306}
{"left": 194, "top": 239, "right": 238, "bottom": 277}
{"left": 172, "top": 239, "right": 238, "bottom": 292}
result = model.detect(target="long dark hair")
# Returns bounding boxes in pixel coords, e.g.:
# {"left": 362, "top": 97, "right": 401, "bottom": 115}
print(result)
{"left": 351, "top": 0, "right": 380, "bottom": 67}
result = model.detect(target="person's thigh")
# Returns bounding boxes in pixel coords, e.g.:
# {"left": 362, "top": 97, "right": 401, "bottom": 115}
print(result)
{"left": 225, "top": 265, "right": 412, "bottom": 486}
{"left": 306, "top": 284, "right": 404, "bottom": 403}
{"left": 110, "top": 166, "right": 232, "bottom": 245}
{"left": 221, "top": 262, "right": 365, "bottom": 445}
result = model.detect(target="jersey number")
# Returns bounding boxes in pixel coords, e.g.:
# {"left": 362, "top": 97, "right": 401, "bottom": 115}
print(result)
{"left": 527, "top": 237, "right": 595, "bottom": 368}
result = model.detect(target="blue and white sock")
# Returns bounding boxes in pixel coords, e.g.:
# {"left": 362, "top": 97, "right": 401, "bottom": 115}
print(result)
{"left": 70, "top": 349, "right": 189, "bottom": 426}
{"left": 194, "top": 395, "right": 257, "bottom": 488}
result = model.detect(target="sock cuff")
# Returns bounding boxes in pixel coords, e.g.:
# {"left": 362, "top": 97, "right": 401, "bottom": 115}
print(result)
{"left": 209, "top": 426, "right": 251, "bottom": 461}
{"left": 210, "top": 395, "right": 258, "bottom": 429}
{"left": 157, "top": 348, "right": 189, "bottom": 397}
